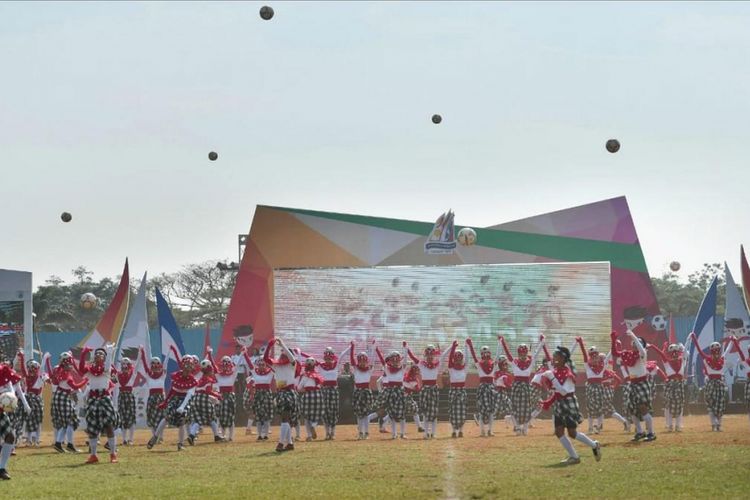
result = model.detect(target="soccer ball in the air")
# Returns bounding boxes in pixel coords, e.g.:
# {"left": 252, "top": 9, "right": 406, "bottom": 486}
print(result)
{"left": 80, "top": 293, "right": 98, "bottom": 310}
{"left": 606, "top": 139, "right": 620, "bottom": 153}
{"left": 669, "top": 261, "right": 681, "bottom": 272}
{"left": 259, "top": 6, "right": 274, "bottom": 20}
{"left": 457, "top": 227, "right": 477, "bottom": 246}
{"left": 650, "top": 315, "right": 667, "bottom": 331}
{"left": 0, "top": 392, "right": 18, "bottom": 413}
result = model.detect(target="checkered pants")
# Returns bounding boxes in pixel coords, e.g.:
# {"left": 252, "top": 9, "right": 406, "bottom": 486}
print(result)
{"left": 704, "top": 378, "right": 727, "bottom": 419}
{"left": 190, "top": 393, "right": 218, "bottom": 426}
{"left": 665, "top": 380, "right": 685, "bottom": 416}
{"left": 243, "top": 388, "right": 254, "bottom": 412}
{"left": 165, "top": 394, "right": 189, "bottom": 427}
{"left": 85, "top": 396, "right": 118, "bottom": 437}
{"left": 553, "top": 395, "right": 583, "bottom": 428}
{"left": 253, "top": 389, "right": 274, "bottom": 422}
{"left": 118, "top": 391, "right": 136, "bottom": 429}
{"left": 352, "top": 388, "right": 374, "bottom": 419}
{"left": 511, "top": 381, "right": 533, "bottom": 425}
{"left": 648, "top": 377, "right": 657, "bottom": 404}
{"left": 378, "top": 387, "right": 405, "bottom": 421}
{"left": 8, "top": 409, "right": 22, "bottom": 442}
{"left": 51, "top": 390, "right": 79, "bottom": 430}
{"left": 275, "top": 390, "right": 298, "bottom": 424}
{"left": 218, "top": 393, "right": 236, "bottom": 428}
{"left": 494, "top": 388, "right": 512, "bottom": 416}
{"left": 621, "top": 383, "right": 631, "bottom": 418}
{"left": 628, "top": 380, "right": 652, "bottom": 418}
{"left": 146, "top": 393, "right": 165, "bottom": 429}
{"left": 419, "top": 385, "right": 440, "bottom": 421}
{"left": 404, "top": 392, "right": 420, "bottom": 416}
{"left": 602, "top": 385, "right": 616, "bottom": 415}
{"left": 585, "top": 383, "right": 605, "bottom": 419}
{"left": 300, "top": 390, "right": 324, "bottom": 423}
{"left": 0, "top": 411, "right": 12, "bottom": 442}
{"left": 449, "top": 387, "right": 467, "bottom": 429}
{"left": 476, "top": 383, "right": 495, "bottom": 420}
{"left": 321, "top": 386, "right": 340, "bottom": 427}
{"left": 20, "top": 393, "right": 44, "bottom": 433}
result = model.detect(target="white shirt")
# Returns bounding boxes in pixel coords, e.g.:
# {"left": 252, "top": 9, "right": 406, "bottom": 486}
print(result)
{"left": 231, "top": 354, "right": 250, "bottom": 374}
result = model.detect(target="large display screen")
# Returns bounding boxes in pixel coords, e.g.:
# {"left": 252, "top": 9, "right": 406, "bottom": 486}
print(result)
{"left": 0, "top": 301, "right": 24, "bottom": 362}
{"left": 273, "top": 262, "right": 611, "bottom": 368}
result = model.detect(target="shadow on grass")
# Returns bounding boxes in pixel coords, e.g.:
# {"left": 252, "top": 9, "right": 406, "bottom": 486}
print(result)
{"left": 542, "top": 462, "right": 578, "bottom": 469}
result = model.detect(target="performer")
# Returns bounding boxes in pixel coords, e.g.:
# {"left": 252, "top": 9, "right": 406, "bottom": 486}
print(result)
{"left": 404, "top": 342, "right": 449, "bottom": 439}
{"left": 540, "top": 346, "right": 601, "bottom": 465}
{"left": 611, "top": 330, "right": 656, "bottom": 441}
{"left": 575, "top": 337, "right": 609, "bottom": 434}
{"left": 0, "top": 355, "right": 31, "bottom": 479}
{"left": 446, "top": 340, "right": 468, "bottom": 438}
{"left": 113, "top": 357, "right": 138, "bottom": 446}
{"left": 499, "top": 335, "right": 544, "bottom": 435}
{"left": 649, "top": 342, "right": 687, "bottom": 432}
{"left": 688, "top": 332, "right": 733, "bottom": 431}
{"left": 402, "top": 363, "right": 422, "bottom": 438}
{"left": 264, "top": 337, "right": 299, "bottom": 452}
{"left": 15, "top": 351, "right": 49, "bottom": 447}
{"left": 528, "top": 341, "right": 553, "bottom": 428}
{"left": 612, "top": 341, "right": 632, "bottom": 432}
{"left": 374, "top": 344, "right": 407, "bottom": 439}
{"left": 243, "top": 348, "right": 275, "bottom": 440}
{"left": 730, "top": 337, "right": 750, "bottom": 426}
{"left": 466, "top": 337, "right": 498, "bottom": 437}
{"left": 493, "top": 355, "right": 514, "bottom": 428}
{"left": 243, "top": 376, "right": 255, "bottom": 435}
{"left": 138, "top": 346, "right": 166, "bottom": 442}
{"left": 212, "top": 352, "right": 239, "bottom": 441}
{"left": 316, "top": 345, "right": 351, "bottom": 441}
{"left": 231, "top": 343, "right": 251, "bottom": 430}
{"left": 148, "top": 348, "right": 199, "bottom": 451}
{"left": 78, "top": 344, "right": 119, "bottom": 464}
{"left": 48, "top": 352, "right": 87, "bottom": 453}
{"left": 187, "top": 349, "right": 225, "bottom": 445}
{"left": 297, "top": 357, "right": 324, "bottom": 441}
{"left": 350, "top": 341, "right": 375, "bottom": 440}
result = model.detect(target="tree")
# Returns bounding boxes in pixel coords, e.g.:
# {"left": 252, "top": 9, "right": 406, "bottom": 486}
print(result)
{"left": 651, "top": 263, "right": 728, "bottom": 317}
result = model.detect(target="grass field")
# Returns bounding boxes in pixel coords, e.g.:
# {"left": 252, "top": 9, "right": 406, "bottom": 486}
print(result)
{"left": 4, "top": 415, "right": 750, "bottom": 499}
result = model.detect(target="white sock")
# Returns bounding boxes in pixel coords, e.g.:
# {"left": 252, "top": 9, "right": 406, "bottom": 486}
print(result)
{"left": 107, "top": 437, "right": 117, "bottom": 454}
{"left": 588, "top": 416, "right": 593, "bottom": 430}
{"left": 247, "top": 418, "right": 253, "bottom": 428}
{"left": 391, "top": 420, "right": 397, "bottom": 438}
{"left": 55, "top": 428, "right": 64, "bottom": 443}
{"left": 597, "top": 416, "right": 603, "bottom": 428}
{"left": 480, "top": 421, "right": 485, "bottom": 434}
{"left": 709, "top": 411, "right": 716, "bottom": 426}
{"left": 612, "top": 412, "right": 626, "bottom": 424}
{"left": 488, "top": 416, "right": 494, "bottom": 434}
{"left": 295, "top": 423, "right": 301, "bottom": 438}
{"left": 65, "top": 426, "right": 74, "bottom": 444}
{"left": 210, "top": 421, "right": 220, "bottom": 437}
{"left": 229, "top": 426, "right": 235, "bottom": 440}
{"left": 383, "top": 415, "right": 391, "bottom": 427}
{"left": 178, "top": 425, "right": 185, "bottom": 444}
{"left": 511, "top": 415, "right": 518, "bottom": 428}
{"left": 414, "top": 414, "right": 422, "bottom": 429}
{"left": 367, "top": 412, "right": 378, "bottom": 423}
{"left": 433, "top": 419, "right": 438, "bottom": 436}
{"left": 89, "top": 438, "right": 98, "bottom": 456}
{"left": 530, "top": 408, "right": 541, "bottom": 420}
{"left": 257, "top": 422, "right": 263, "bottom": 435}
{"left": 632, "top": 417, "right": 642, "bottom": 433}
{"left": 0, "top": 443, "right": 13, "bottom": 468}
{"left": 559, "top": 435, "right": 578, "bottom": 458}
{"left": 189, "top": 422, "right": 200, "bottom": 436}
{"left": 155, "top": 419, "right": 167, "bottom": 437}
{"left": 279, "top": 423, "right": 290, "bottom": 445}
{"left": 575, "top": 431, "right": 596, "bottom": 448}
{"left": 263, "top": 422, "right": 270, "bottom": 437}
{"left": 676, "top": 414, "right": 683, "bottom": 428}
{"left": 399, "top": 419, "right": 405, "bottom": 436}
{"left": 666, "top": 410, "right": 673, "bottom": 428}
{"left": 643, "top": 414, "right": 654, "bottom": 434}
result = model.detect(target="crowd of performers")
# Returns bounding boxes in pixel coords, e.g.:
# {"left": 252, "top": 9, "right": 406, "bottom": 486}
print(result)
{"left": 0, "top": 330, "right": 749, "bottom": 478}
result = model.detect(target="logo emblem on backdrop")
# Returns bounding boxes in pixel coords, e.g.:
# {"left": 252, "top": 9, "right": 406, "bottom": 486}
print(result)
{"left": 424, "top": 210, "right": 457, "bottom": 255}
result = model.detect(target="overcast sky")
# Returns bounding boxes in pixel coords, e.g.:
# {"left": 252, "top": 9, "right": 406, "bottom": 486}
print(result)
{"left": 2, "top": 1, "right": 749, "bottom": 288}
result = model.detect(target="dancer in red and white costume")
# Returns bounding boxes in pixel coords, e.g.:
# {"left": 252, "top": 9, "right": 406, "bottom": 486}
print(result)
{"left": 446, "top": 340, "right": 469, "bottom": 438}
{"left": 648, "top": 342, "right": 686, "bottom": 432}
{"left": 493, "top": 355, "right": 514, "bottom": 428}
{"left": 688, "top": 332, "right": 734, "bottom": 431}
{"left": 187, "top": 349, "right": 225, "bottom": 444}
{"left": 350, "top": 340, "right": 375, "bottom": 440}
{"left": 499, "top": 335, "right": 544, "bottom": 435}
{"left": 575, "top": 337, "right": 628, "bottom": 434}
{"left": 540, "top": 346, "right": 601, "bottom": 465}
{"left": 264, "top": 337, "right": 300, "bottom": 452}
{"left": 402, "top": 363, "right": 422, "bottom": 438}
{"left": 730, "top": 336, "right": 750, "bottom": 426}
{"left": 15, "top": 350, "right": 49, "bottom": 447}
{"left": 529, "top": 341, "right": 553, "bottom": 428}
{"left": 0, "top": 357, "right": 31, "bottom": 480}
{"left": 113, "top": 357, "right": 139, "bottom": 446}
{"left": 297, "top": 358, "right": 324, "bottom": 441}
{"left": 212, "top": 353, "right": 239, "bottom": 441}
{"left": 611, "top": 330, "right": 656, "bottom": 441}
{"left": 404, "top": 341, "right": 449, "bottom": 439}
{"left": 466, "top": 337, "right": 498, "bottom": 437}
{"left": 316, "top": 345, "right": 351, "bottom": 440}
{"left": 243, "top": 348, "right": 275, "bottom": 440}
{"left": 375, "top": 343, "right": 407, "bottom": 439}
{"left": 138, "top": 345, "right": 166, "bottom": 443}
{"left": 78, "top": 344, "right": 119, "bottom": 464}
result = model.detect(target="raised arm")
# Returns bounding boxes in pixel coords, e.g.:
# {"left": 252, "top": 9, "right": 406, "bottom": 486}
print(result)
{"left": 654, "top": 366, "right": 667, "bottom": 382}
{"left": 465, "top": 338, "right": 479, "bottom": 364}
{"left": 339, "top": 343, "right": 352, "bottom": 362}
{"left": 16, "top": 350, "right": 27, "bottom": 378}
{"left": 104, "top": 345, "right": 115, "bottom": 374}
{"left": 79, "top": 347, "right": 92, "bottom": 374}
{"left": 243, "top": 349, "right": 256, "bottom": 371}
{"left": 447, "top": 341, "right": 459, "bottom": 369}
{"left": 206, "top": 347, "right": 218, "bottom": 372}
{"left": 575, "top": 337, "right": 588, "bottom": 363}
{"left": 531, "top": 334, "right": 545, "bottom": 364}
{"left": 626, "top": 330, "right": 647, "bottom": 358}
{"left": 139, "top": 346, "right": 156, "bottom": 378}
{"left": 349, "top": 341, "right": 356, "bottom": 366}
{"left": 732, "top": 337, "right": 747, "bottom": 362}
{"left": 169, "top": 344, "right": 182, "bottom": 365}
{"left": 499, "top": 336, "right": 514, "bottom": 362}
{"left": 688, "top": 332, "right": 710, "bottom": 361}
{"left": 610, "top": 332, "right": 623, "bottom": 358}
{"left": 375, "top": 346, "right": 385, "bottom": 366}
{"left": 404, "top": 342, "right": 421, "bottom": 364}
{"left": 541, "top": 342, "right": 552, "bottom": 363}
{"left": 722, "top": 338, "right": 734, "bottom": 359}
{"left": 439, "top": 345, "right": 452, "bottom": 365}
{"left": 648, "top": 344, "right": 668, "bottom": 363}
{"left": 277, "top": 339, "right": 297, "bottom": 365}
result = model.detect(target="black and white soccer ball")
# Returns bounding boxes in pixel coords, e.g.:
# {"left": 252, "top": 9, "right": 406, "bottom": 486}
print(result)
{"left": 650, "top": 315, "right": 667, "bottom": 331}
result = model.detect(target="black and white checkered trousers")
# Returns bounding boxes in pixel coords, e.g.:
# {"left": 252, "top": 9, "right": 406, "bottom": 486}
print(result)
{"left": 476, "top": 383, "right": 495, "bottom": 420}
{"left": 511, "top": 380, "right": 533, "bottom": 425}
{"left": 0, "top": 411, "right": 12, "bottom": 442}
{"left": 449, "top": 387, "right": 467, "bottom": 429}
{"left": 165, "top": 394, "right": 189, "bottom": 427}
{"left": 189, "top": 393, "right": 218, "bottom": 426}
{"left": 118, "top": 391, "right": 136, "bottom": 429}
{"left": 664, "top": 379, "right": 685, "bottom": 416}
{"left": 146, "top": 393, "right": 165, "bottom": 429}
{"left": 404, "top": 392, "right": 420, "bottom": 417}
{"left": 321, "top": 386, "right": 340, "bottom": 427}
{"left": 585, "top": 383, "right": 605, "bottom": 419}
{"left": 20, "top": 393, "right": 44, "bottom": 433}
{"left": 85, "top": 396, "right": 118, "bottom": 437}
{"left": 275, "top": 389, "right": 298, "bottom": 419}
{"left": 494, "top": 388, "right": 512, "bottom": 417}
{"left": 218, "top": 393, "right": 236, "bottom": 428}
{"left": 704, "top": 378, "right": 727, "bottom": 419}
{"left": 419, "top": 385, "right": 439, "bottom": 421}
{"left": 621, "top": 383, "right": 631, "bottom": 418}
{"left": 352, "top": 388, "right": 374, "bottom": 419}
{"left": 602, "top": 385, "right": 616, "bottom": 416}
{"left": 378, "top": 387, "right": 405, "bottom": 421}
{"left": 553, "top": 395, "right": 583, "bottom": 429}
{"left": 243, "top": 388, "right": 254, "bottom": 413}
{"left": 628, "top": 380, "right": 652, "bottom": 419}
{"left": 648, "top": 377, "right": 657, "bottom": 404}
{"left": 300, "top": 390, "right": 324, "bottom": 423}
{"left": 253, "top": 389, "right": 274, "bottom": 423}
{"left": 9, "top": 407, "right": 23, "bottom": 439}
{"left": 51, "top": 390, "right": 78, "bottom": 430}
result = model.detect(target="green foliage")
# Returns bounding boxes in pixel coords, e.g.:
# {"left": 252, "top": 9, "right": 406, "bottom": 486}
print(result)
{"left": 651, "top": 263, "right": 732, "bottom": 317}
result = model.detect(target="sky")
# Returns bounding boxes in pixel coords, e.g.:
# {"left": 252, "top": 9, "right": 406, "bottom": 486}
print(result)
{"left": 2, "top": 1, "right": 749, "bottom": 288}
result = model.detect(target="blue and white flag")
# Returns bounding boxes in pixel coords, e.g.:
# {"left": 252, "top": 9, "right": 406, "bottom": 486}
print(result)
{"left": 117, "top": 271, "right": 151, "bottom": 362}
{"left": 156, "top": 287, "right": 186, "bottom": 392}
{"left": 688, "top": 276, "right": 718, "bottom": 388}
{"left": 724, "top": 264, "right": 750, "bottom": 382}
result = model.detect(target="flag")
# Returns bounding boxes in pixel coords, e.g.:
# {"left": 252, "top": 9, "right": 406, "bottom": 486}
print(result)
{"left": 156, "top": 287, "right": 185, "bottom": 392}
{"left": 741, "top": 245, "right": 750, "bottom": 312}
{"left": 78, "top": 259, "right": 130, "bottom": 350}
{"left": 723, "top": 264, "right": 750, "bottom": 382}
{"left": 117, "top": 271, "right": 151, "bottom": 362}
{"left": 668, "top": 313, "right": 677, "bottom": 346}
{"left": 424, "top": 209, "right": 456, "bottom": 255}
{"left": 687, "top": 276, "right": 718, "bottom": 388}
